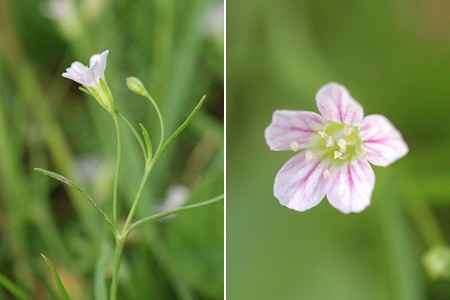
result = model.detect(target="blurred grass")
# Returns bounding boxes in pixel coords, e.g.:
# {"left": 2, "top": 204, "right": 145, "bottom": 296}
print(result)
{"left": 0, "top": 0, "right": 223, "bottom": 299}
{"left": 228, "top": 0, "right": 450, "bottom": 299}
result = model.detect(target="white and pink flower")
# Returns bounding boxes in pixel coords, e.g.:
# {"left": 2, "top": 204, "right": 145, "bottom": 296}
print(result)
{"left": 265, "top": 83, "right": 408, "bottom": 213}
{"left": 62, "top": 50, "right": 115, "bottom": 113}
{"left": 62, "top": 50, "right": 109, "bottom": 87}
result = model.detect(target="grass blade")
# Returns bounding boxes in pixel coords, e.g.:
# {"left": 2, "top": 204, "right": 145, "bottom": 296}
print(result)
{"left": 0, "top": 273, "right": 29, "bottom": 300}
{"left": 41, "top": 254, "right": 72, "bottom": 300}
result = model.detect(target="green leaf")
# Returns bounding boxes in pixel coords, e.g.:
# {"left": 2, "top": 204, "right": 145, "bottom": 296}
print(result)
{"left": 159, "top": 95, "right": 206, "bottom": 155}
{"left": 139, "top": 123, "right": 153, "bottom": 161}
{"left": 34, "top": 168, "right": 115, "bottom": 232}
{"left": 41, "top": 254, "right": 72, "bottom": 300}
{"left": 0, "top": 273, "right": 29, "bottom": 300}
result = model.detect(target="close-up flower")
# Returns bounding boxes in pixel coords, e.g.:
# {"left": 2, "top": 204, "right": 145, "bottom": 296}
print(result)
{"left": 62, "top": 50, "right": 114, "bottom": 113}
{"left": 62, "top": 49, "right": 109, "bottom": 87}
{"left": 265, "top": 83, "right": 409, "bottom": 213}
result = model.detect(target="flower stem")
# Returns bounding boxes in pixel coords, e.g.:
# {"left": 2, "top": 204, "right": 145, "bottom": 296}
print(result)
{"left": 123, "top": 164, "right": 153, "bottom": 232}
{"left": 109, "top": 236, "right": 125, "bottom": 300}
{"left": 408, "top": 200, "right": 446, "bottom": 248}
{"left": 112, "top": 113, "right": 122, "bottom": 226}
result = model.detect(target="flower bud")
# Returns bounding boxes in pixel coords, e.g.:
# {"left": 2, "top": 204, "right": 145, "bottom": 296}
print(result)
{"left": 126, "top": 77, "right": 147, "bottom": 97}
{"left": 423, "top": 246, "right": 450, "bottom": 279}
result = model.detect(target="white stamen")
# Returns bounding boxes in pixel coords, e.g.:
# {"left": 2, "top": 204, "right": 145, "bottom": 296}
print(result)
{"left": 318, "top": 130, "right": 327, "bottom": 138}
{"left": 334, "top": 151, "right": 343, "bottom": 159}
{"left": 344, "top": 126, "right": 353, "bottom": 136}
{"left": 326, "top": 136, "right": 334, "bottom": 148}
{"left": 290, "top": 141, "right": 300, "bottom": 152}
{"left": 323, "top": 169, "right": 331, "bottom": 178}
{"left": 337, "top": 138, "right": 347, "bottom": 151}
{"left": 305, "top": 150, "right": 313, "bottom": 161}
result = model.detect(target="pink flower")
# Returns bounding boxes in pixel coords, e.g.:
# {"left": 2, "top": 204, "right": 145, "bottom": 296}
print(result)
{"left": 265, "top": 83, "right": 408, "bottom": 213}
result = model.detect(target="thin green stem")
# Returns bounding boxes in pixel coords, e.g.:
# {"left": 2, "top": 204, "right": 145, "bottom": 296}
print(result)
{"left": 112, "top": 113, "right": 122, "bottom": 226}
{"left": 109, "top": 237, "right": 125, "bottom": 300}
{"left": 408, "top": 200, "right": 446, "bottom": 248}
{"left": 142, "top": 90, "right": 165, "bottom": 152}
{"left": 126, "top": 194, "right": 224, "bottom": 235}
{"left": 122, "top": 165, "right": 153, "bottom": 232}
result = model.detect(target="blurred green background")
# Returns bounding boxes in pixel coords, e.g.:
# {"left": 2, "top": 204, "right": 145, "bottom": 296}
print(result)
{"left": 228, "top": 0, "right": 450, "bottom": 299}
{"left": 0, "top": 0, "right": 223, "bottom": 299}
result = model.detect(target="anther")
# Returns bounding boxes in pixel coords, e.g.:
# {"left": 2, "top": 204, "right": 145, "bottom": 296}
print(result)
{"left": 318, "top": 130, "right": 327, "bottom": 138}
{"left": 344, "top": 126, "right": 353, "bottom": 136}
{"left": 326, "top": 136, "right": 334, "bottom": 148}
{"left": 334, "top": 151, "right": 343, "bottom": 159}
{"left": 337, "top": 138, "right": 347, "bottom": 151}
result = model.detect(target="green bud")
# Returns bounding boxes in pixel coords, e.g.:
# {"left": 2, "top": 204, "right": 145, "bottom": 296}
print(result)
{"left": 423, "top": 246, "right": 450, "bottom": 280}
{"left": 126, "top": 77, "right": 147, "bottom": 97}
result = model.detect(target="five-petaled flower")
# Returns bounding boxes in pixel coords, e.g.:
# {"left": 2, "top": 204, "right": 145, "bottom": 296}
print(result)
{"left": 265, "top": 83, "right": 408, "bottom": 213}
{"left": 62, "top": 50, "right": 114, "bottom": 113}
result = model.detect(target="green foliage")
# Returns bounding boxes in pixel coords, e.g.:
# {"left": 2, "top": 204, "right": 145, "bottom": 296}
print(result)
{"left": 0, "top": 273, "right": 29, "bottom": 300}
{"left": 0, "top": 0, "right": 223, "bottom": 299}
{"left": 41, "top": 254, "right": 72, "bottom": 300}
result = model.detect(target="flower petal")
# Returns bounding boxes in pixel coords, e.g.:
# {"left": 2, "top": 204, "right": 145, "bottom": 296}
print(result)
{"left": 326, "top": 159, "right": 375, "bottom": 213}
{"left": 265, "top": 110, "right": 323, "bottom": 151}
{"left": 89, "top": 50, "right": 109, "bottom": 80}
{"left": 315, "top": 82, "right": 364, "bottom": 125}
{"left": 360, "top": 114, "right": 409, "bottom": 167}
{"left": 274, "top": 152, "right": 332, "bottom": 212}
{"left": 62, "top": 61, "right": 96, "bottom": 86}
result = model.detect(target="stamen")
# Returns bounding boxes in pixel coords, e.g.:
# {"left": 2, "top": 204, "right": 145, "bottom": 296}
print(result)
{"left": 337, "top": 138, "right": 347, "bottom": 152}
{"left": 318, "top": 130, "right": 327, "bottom": 138}
{"left": 334, "top": 151, "right": 343, "bottom": 159}
{"left": 326, "top": 136, "right": 334, "bottom": 148}
{"left": 323, "top": 169, "right": 331, "bottom": 178}
{"left": 344, "top": 126, "right": 353, "bottom": 136}
{"left": 290, "top": 141, "right": 300, "bottom": 152}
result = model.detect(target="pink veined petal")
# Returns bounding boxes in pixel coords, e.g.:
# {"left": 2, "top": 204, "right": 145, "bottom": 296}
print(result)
{"left": 89, "top": 50, "right": 109, "bottom": 80}
{"left": 326, "top": 159, "right": 375, "bottom": 214}
{"left": 265, "top": 110, "right": 323, "bottom": 151}
{"left": 274, "top": 152, "right": 332, "bottom": 212}
{"left": 315, "top": 82, "right": 364, "bottom": 125}
{"left": 360, "top": 114, "right": 409, "bottom": 167}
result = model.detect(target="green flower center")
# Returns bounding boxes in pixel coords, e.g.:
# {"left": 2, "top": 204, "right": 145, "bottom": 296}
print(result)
{"left": 310, "top": 122, "right": 363, "bottom": 164}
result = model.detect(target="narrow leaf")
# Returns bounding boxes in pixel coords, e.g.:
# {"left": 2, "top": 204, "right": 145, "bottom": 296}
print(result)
{"left": 127, "top": 194, "right": 223, "bottom": 234}
{"left": 0, "top": 273, "right": 29, "bottom": 300}
{"left": 34, "top": 168, "right": 115, "bottom": 232}
{"left": 139, "top": 123, "right": 153, "bottom": 161}
{"left": 160, "top": 95, "right": 206, "bottom": 154}
{"left": 41, "top": 254, "right": 72, "bottom": 300}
